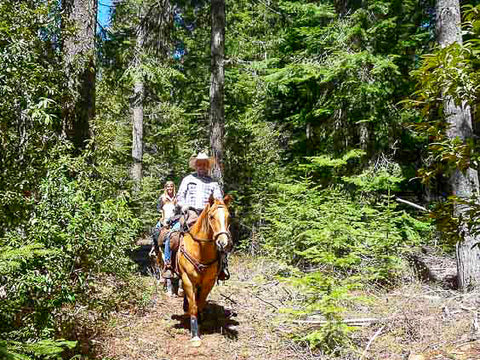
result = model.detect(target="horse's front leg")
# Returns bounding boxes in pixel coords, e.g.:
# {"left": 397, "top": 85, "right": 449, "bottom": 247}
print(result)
{"left": 181, "top": 272, "right": 201, "bottom": 345}
{"left": 197, "top": 270, "right": 217, "bottom": 317}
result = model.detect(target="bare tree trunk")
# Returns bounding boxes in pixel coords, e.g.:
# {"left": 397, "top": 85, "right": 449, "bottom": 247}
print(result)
{"left": 334, "top": 0, "right": 348, "bottom": 16}
{"left": 333, "top": 107, "right": 347, "bottom": 154}
{"left": 436, "top": 0, "right": 480, "bottom": 290}
{"left": 62, "top": 0, "right": 97, "bottom": 150}
{"left": 209, "top": 0, "right": 225, "bottom": 186}
{"left": 131, "top": 15, "right": 145, "bottom": 191}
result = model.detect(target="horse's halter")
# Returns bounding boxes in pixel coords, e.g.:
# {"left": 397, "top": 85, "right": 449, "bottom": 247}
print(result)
{"left": 189, "top": 204, "right": 232, "bottom": 250}
{"left": 208, "top": 205, "right": 232, "bottom": 248}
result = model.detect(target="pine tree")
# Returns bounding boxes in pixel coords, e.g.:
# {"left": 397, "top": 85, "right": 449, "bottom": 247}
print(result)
{"left": 210, "top": 0, "right": 225, "bottom": 185}
{"left": 436, "top": 0, "right": 480, "bottom": 290}
{"left": 131, "top": 5, "right": 146, "bottom": 190}
{"left": 62, "top": 0, "right": 97, "bottom": 150}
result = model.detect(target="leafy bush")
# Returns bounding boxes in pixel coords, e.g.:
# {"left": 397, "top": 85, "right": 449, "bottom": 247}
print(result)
{"left": 0, "top": 150, "right": 141, "bottom": 355}
{"left": 259, "top": 152, "right": 432, "bottom": 352}
{"left": 0, "top": 339, "right": 76, "bottom": 360}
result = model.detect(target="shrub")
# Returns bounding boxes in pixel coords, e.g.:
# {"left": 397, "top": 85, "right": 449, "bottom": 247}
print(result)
{"left": 0, "top": 150, "right": 141, "bottom": 356}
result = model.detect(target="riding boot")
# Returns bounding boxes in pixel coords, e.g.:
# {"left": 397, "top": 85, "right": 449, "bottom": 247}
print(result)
{"left": 218, "top": 267, "right": 230, "bottom": 281}
{"left": 217, "top": 254, "right": 230, "bottom": 281}
{"left": 162, "top": 261, "right": 173, "bottom": 279}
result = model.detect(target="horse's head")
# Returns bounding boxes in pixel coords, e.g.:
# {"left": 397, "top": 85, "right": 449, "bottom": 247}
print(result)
{"left": 207, "top": 194, "right": 233, "bottom": 253}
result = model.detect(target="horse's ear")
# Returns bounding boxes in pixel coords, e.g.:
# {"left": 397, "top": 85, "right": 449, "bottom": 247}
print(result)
{"left": 223, "top": 194, "right": 233, "bottom": 207}
{"left": 209, "top": 193, "right": 215, "bottom": 206}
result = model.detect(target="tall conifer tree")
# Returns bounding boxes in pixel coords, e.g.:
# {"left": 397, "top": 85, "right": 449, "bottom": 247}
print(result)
{"left": 132, "top": 6, "right": 145, "bottom": 190}
{"left": 62, "top": 0, "right": 97, "bottom": 150}
{"left": 436, "top": 0, "right": 480, "bottom": 289}
{"left": 209, "top": 0, "right": 225, "bottom": 185}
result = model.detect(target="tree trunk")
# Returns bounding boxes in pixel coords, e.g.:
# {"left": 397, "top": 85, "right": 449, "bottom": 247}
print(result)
{"left": 209, "top": 0, "right": 225, "bottom": 186}
{"left": 62, "top": 0, "right": 97, "bottom": 150}
{"left": 131, "top": 15, "right": 145, "bottom": 191}
{"left": 436, "top": 0, "right": 480, "bottom": 290}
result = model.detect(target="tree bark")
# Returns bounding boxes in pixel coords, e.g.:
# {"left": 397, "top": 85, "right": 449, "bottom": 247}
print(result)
{"left": 209, "top": 0, "right": 225, "bottom": 186}
{"left": 62, "top": 0, "right": 97, "bottom": 150}
{"left": 131, "top": 14, "right": 145, "bottom": 191}
{"left": 436, "top": 0, "right": 480, "bottom": 290}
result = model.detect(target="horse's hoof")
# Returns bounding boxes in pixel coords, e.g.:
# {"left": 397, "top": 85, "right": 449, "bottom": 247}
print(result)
{"left": 190, "top": 336, "right": 201, "bottom": 347}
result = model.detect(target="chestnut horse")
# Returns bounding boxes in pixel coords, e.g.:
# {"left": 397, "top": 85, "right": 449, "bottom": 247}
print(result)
{"left": 177, "top": 194, "right": 233, "bottom": 346}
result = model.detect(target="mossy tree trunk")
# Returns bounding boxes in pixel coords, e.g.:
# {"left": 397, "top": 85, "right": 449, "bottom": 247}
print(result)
{"left": 62, "top": 0, "right": 97, "bottom": 150}
{"left": 436, "top": 0, "right": 480, "bottom": 290}
{"left": 132, "top": 11, "right": 145, "bottom": 191}
{"left": 209, "top": 0, "right": 225, "bottom": 186}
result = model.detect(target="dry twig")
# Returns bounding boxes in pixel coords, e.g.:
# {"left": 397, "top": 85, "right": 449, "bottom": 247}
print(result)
{"left": 360, "top": 325, "right": 386, "bottom": 360}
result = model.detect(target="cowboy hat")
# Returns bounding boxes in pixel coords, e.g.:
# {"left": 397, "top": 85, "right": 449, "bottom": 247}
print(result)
{"left": 188, "top": 152, "right": 215, "bottom": 170}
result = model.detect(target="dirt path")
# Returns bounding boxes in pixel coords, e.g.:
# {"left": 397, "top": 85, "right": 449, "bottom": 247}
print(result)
{"left": 93, "top": 250, "right": 480, "bottom": 360}
{"left": 95, "top": 254, "right": 310, "bottom": 360}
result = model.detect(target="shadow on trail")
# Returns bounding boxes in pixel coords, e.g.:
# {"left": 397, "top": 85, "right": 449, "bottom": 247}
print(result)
{"left": 129, "top": 242, "right": 153, "bottom": 276}
{"left": 172, "top": 302, "right": 239, "bottom": 340}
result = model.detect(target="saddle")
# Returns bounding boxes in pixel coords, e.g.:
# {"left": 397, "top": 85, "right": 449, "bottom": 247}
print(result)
{"left": 159, "top": 209, "right": 200, "bottom": 248}
{"left": 158, "top": 226, "right": 181, "bottom": 252}
{"left": 157, "top": 209, "right": 229, "bottom": 280}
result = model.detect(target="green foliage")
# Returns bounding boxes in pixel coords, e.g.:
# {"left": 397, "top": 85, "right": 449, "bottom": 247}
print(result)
{"left": 404, "top": 5, "right": 480, "bottom": 184}
{"left": 256, "top": 0, "right": 432, "bottom": 158}
{"left": 0, "top": 339, "right": 76, "bottom": 360}
{"left": 0, "top": 149, "right": 140, "bottom": 345}
{"left": 263, "top": 180, "right": 426, "bottom": 282}
{"left": 288, "top": 273, "right": 357, "bottom": 354}
{"left": 0, "top": 0, "right": 451, "bottom": 356}
{"left": 0, "top": 0, "right": 62, "bottom": 236}
{"left": 260, "top": 155, "right": 432, "bottom": 352}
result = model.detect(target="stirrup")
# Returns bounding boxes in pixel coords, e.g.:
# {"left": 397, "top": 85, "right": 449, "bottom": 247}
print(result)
{"left": 162, "top": 262, "right": 173, "bottom": 279}
{"left": 218, "top": 268, "right": 230, "bottom": 281}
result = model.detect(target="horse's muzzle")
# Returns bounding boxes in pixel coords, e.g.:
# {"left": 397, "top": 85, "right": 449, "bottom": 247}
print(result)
{"left": 215, "top": 232, "right": 233, "bottom": 253}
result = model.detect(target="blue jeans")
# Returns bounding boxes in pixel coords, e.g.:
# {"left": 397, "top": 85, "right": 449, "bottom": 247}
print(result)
{"left": 164, "top": 221, "right": 181, "bottom": 262}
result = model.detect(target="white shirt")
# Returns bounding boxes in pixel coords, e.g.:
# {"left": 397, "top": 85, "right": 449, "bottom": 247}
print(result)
{"left": 176, "top": 173, "right": 223, "bottom": 211}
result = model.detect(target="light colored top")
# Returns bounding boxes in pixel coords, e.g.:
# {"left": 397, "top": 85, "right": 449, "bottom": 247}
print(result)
{"left": 157, "top": 194, "right": 176, "bottom": 225}
{"left": 176, "top": 173, "right": 223, "bottom": 211}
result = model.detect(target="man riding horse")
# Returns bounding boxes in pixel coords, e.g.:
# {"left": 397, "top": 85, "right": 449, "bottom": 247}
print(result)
{"left": 162, "top": 152, "right": 230, "bottom": 281}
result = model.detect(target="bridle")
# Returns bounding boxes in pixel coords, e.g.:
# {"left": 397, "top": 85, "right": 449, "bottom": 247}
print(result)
{"left": 179, "top": 203, "right": 231, "bottom": 274}
{"left": 187, "top": 204, "right": 231, "bottom": 244}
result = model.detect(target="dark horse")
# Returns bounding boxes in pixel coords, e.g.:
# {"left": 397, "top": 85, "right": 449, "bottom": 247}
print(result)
{"left": 177, "top": 194, "right": 233, "bottom": 346}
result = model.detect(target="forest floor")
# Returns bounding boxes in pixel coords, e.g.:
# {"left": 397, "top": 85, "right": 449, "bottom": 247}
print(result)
{"left": 92, "top": 249, "right": 480, "bottom": 360}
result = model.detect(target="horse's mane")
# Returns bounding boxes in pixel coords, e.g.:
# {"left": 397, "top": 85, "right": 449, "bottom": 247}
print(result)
{"left": 196, "top": 199, "right": 227, "bottom": 235}
{"left": 196, "top": 204, "right": 210, "bottom": 234}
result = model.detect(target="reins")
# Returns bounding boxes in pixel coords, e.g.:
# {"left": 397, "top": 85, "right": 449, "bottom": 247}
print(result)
{"left": 183, "top": 204, "right": 231, "bottom": 243}
{"left": 179, "top": 204, "right": 231, "bottom": 273}
{"left": 187, "top": 230, "right": 231, "bottom": 243}
{"left": 179, "top": 242, "right": 218, "bottom": 273}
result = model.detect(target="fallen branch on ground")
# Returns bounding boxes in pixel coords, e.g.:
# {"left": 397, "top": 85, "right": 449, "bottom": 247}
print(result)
{"left": 220, "top": 292, "right": 238, "bottom": 304}
{"left": 395, "top": 197, "right": 428, "bottom": 212}
{"left": 360, "top": 324, "right": 386, "bottom": 360}
{"left": 293, "top": 317, "right": 381, "bottom": 326}
{"left": 251, "top": 292, "right": 279, "bottom": 309}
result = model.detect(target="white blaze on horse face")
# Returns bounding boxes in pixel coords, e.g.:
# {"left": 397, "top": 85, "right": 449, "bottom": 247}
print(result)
{"left": 215, "top": 206, "right": 231, "bottom": 251}
{"left": 217, "top": 207, "right": 226, "bottom": 230}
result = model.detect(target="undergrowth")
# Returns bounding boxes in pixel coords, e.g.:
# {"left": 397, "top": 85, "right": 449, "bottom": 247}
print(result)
{"left": 0, "top": 148, "right": 143, "bottom": 359}
{"left": 256, "top": 151, "right": 433, "bottom": 355}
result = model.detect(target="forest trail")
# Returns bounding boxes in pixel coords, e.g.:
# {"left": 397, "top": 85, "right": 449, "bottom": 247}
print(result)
{"left": 95, "top": 254, "right": 309, "bottom": 360}
{"left": 94, "top": 251, "right": 480, "bottom": 360}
